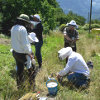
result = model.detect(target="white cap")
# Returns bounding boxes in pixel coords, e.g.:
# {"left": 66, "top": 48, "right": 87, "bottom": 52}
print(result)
{"left": 58, "top": 47, "right": 73, "bottom": 60}
{"left": 58, "top": 48, "right": 66, "bottom": 55}
{"left": 66, "top": 20, "right": 78, "bottom": 28}
{"left": 28, "top": 32, "right": 39, "bottom": 43}
{"left": 34, "top": 14, "right": 41, "bottom": 21}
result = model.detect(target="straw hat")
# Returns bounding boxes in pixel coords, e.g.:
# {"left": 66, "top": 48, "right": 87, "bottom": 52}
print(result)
{"left": 17, "top": 14, "right": 31, "bottom": 24}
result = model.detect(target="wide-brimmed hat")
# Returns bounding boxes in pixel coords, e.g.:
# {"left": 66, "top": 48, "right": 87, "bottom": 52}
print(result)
{"left": 67, "top": 20, "right": 78, "bottom": 28}
{"left": 28, "top": 32, "right": 39, "bottom": 43}
{"left": 58, "top": 47, "right": 73, "bottom": 60}
{"left": 17, "top": 14, "right": 31, "bottom": 24}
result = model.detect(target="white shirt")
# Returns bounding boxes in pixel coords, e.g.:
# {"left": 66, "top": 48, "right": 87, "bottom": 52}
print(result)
{"left": 11, "top": 25, "right": 32, "bottom": 54}
{"left": 59, "top": 52, "right": 90, "bottom": 77}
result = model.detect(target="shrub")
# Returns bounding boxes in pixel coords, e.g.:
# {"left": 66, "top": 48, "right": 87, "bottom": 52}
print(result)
{"left": 77, "top": 25, "right": 83, "bottom": 30}
{"left": 43, "top": 22, "right": 49, "bottom": 34}
{"left": 82, "top": 24, "right": 89, "bottom": 30}
{"left": 59, "top": 24, "right": 66, "bottom": 32}
{"left": 91, "top": 24, "right": 100, "bottom": 29}
{"left": 82, "top": 23, "right": 100, "bottom": 30}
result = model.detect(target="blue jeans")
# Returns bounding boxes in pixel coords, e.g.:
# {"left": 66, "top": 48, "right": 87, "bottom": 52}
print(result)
{"left": 35, "top": 41, "right": 43, "bottom": 66}
{"left": 67, "top": 72, "right": 89, "bottom": 88}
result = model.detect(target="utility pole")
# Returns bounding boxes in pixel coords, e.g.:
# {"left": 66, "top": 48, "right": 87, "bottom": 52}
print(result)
{"left": 88, "top": 12, "right": 90, "bottom": 23}
{"left": 89, "top": 0, "right": 92, "bottom": 33}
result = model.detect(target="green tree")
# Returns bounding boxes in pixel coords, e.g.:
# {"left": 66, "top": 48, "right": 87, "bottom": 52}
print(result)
{"left": 55, "top": 8, "right": 68, "bottom": 25}
{"left": 0, "top": 0, "right": 61, "bottom": 35}
{"left": 91, "top": 19, "right": 100, "bottom": 24}
{"left": 67, "top": 11, "right": 86, "bottom": 25}
{"left": 0, "top": 0, "right": 86, "bottom": 35}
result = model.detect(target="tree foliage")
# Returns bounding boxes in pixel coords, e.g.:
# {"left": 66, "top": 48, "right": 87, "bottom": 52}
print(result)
{"left": 0, "top": 0, "right": 60, "bottom": 35}
{"left": 91, "top": 19, "right": 100, "bottom": 24}
{"left": 0, "top": 0, "right": 86, "bottom": 35}
{"left": 66, "top": 11, "right": 86, "bottom": 25}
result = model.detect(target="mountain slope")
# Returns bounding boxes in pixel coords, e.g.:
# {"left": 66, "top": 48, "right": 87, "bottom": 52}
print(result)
{"left": 57, "top": 0, "right": 100, "bottom": 19}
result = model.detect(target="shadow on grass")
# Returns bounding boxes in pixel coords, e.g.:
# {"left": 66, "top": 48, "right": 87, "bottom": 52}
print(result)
{"left": 60, "top": 80, "right": 75, "bottom": 90}
{"left": 9, "top": 66, "right": 39, "bottom": 91}
{"left": 59, "top": 80, "right": 90, "bottom": 91}
{"left": 9, "top": 69, "right": 17, "bottom": 79}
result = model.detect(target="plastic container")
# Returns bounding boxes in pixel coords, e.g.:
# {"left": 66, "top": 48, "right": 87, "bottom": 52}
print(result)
{"left": 46, "top": 78, "right": 58, "bottom": 96}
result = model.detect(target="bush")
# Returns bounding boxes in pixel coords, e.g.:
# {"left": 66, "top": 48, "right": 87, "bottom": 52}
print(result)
{"left": 59, "top": 24, "right": 66, "bottom": 32}
{"left": 82, "top": 24, "right": 89, "bottom": 30}
{"left": 82, "top": 23, "right": 100, "bottom": 30}
{"left": 43, "top": 22, "right": 49, "bottom": 34}
{"left": 91, "top": 24, "right": 100, "bottom": 29}
{"left": 77, "top": 25, "right": 83, "bottom": 30}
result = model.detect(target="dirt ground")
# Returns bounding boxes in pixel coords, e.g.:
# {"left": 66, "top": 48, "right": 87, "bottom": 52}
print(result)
{"left": 0, "top": 38, "right": 11, "bottom": 44}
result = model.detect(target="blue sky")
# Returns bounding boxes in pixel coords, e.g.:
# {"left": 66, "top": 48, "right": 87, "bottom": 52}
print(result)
{"left": 93, "top": 0, "right": 100, "bottom": 9}
{"left": 57, "top": 0, "right": 100, "bottom": 9}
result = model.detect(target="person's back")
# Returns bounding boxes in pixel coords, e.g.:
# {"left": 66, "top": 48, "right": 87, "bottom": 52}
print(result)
{"left": 69, "top": 52, "right": 90, "bottom": 76}
{"left": 11, "top": 24, "right": 31, "bottom": 54}
{"left": 11, "top": 25, "right": 23, "bottom": 52}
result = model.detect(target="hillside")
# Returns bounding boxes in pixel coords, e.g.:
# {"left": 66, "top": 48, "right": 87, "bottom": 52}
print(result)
{"left": 56, "top": 0, "right": 100, "bottom": 20}
{"left": 0, "top": 31, "right": 100, "bottom": 99}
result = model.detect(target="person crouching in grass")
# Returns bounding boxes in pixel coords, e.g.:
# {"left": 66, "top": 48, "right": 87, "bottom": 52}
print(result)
{"left": 57, "top": 47, "right": 90, "bottom": 89}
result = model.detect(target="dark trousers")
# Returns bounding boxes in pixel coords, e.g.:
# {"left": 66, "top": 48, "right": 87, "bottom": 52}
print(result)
{"left": 35, "top": 41, "right": 43, "bottom": 67}
{"left": 64, "top": 42, "right": 76, "bottom": 52}
{"left": 12, "top": 51, "right": 35, "bottom": 87}
{"left": 67, "top": 72, "right": 90, "bottom": 88}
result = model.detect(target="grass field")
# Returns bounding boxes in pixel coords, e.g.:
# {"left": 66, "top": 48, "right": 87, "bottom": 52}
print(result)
{"left": 0, "top": 30, "right": 100, "bottom": 100}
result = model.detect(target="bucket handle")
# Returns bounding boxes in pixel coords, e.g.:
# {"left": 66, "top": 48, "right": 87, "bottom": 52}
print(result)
{"left": 46, "top": 79, "right": 58, "bottom": 87}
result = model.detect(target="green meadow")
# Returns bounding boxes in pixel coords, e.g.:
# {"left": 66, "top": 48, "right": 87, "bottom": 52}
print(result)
{"left": 0, "top": 30, "right": 100, "bottom": 100}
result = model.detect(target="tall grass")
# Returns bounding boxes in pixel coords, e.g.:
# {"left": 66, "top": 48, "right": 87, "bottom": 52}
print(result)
{"left": 0, "top": 30, "right": 100, "bottom": 100}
